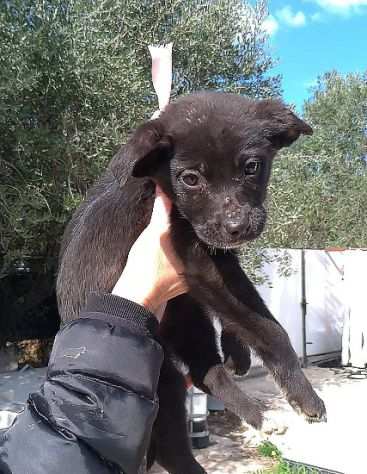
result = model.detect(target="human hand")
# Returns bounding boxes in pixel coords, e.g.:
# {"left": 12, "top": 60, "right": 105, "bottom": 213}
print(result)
{"left": 112, "top": 186, "right": 188, "bottom": 320}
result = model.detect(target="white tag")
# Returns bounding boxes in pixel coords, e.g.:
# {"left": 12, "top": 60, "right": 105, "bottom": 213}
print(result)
{"left": 148, "top": 43, "right": 173, "bottom": 118}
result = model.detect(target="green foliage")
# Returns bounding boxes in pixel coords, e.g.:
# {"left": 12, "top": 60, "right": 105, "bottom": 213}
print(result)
{"left": 264, "top": 150, "right": 367, "bottom": 248}
{"left": 268, "top": 462, "right": 318, "bottom": 474}
{"left": 263, "top": 71, "right": 367, "bottom": 249}
{"left": 257, "top": 442, "right": 318, "bottom": 474}
{"left": 258, "top": 440, "right": 281, "bottom": 459}
{"left": 0, "top": 0, "right": 280, "bottom": 277}
{"left": 302, "top": 70, "right": 367, "bottom": 160}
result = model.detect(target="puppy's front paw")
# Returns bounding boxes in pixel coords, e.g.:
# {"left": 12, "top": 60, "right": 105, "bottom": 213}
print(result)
{"left": 261, "top": 412, "right": 288, "bottom": 435}
{"left": 287, "top": 389, "right": 327, "bottom": 423}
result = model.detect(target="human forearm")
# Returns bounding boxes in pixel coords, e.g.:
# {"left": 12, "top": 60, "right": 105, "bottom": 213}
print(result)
{"left": 0, "top": 293, "right": 163, "bottom": 474}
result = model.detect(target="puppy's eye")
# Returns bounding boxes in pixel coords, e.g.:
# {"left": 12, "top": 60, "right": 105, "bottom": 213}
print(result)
{"left": 180, "top": 171, "right": 200, "bottom": 187}
{"left": 244, "top": 160, "right": 261, "bottom": 176}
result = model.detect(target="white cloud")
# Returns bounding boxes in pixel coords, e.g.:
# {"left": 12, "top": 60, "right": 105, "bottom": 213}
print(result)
{"left": 262, "top": 6, "right": 307, "bottom": 36}
{"left": 311, "top": 0, "right": 367, "bottom": 14}
{"left": 276, "top": 5, "right": 307, "bottom": 27}
{"left": 262, "top": 15, "right": 279, "bottom": 36}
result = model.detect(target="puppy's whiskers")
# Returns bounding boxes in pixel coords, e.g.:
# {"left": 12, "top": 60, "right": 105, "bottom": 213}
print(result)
{"left": 208, "top": 245, "right": 217, "bottom": 256}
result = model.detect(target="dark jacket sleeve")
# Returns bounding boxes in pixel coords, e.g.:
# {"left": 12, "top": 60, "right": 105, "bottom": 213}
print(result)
{"left": 0, "top": 294, "right": 163, "bottom": 474}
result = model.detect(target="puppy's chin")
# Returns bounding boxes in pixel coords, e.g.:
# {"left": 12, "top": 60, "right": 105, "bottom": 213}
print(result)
{"left": 194, "top": 230, "right": 259, "bottom": 250}
{"left": 193, "top": 218, "right": 266, "bottom": 249}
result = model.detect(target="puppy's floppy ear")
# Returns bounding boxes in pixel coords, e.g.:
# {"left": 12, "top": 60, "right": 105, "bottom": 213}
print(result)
{"left": 257, "top": 100, "right": 313, "bottom": 150}
{"left": 128, "top": 119, "right": 173, "bottom": 178}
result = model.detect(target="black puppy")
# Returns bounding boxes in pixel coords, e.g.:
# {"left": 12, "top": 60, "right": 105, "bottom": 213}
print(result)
{"left": 57, "top": 92, "right": 326, "bottom": 474}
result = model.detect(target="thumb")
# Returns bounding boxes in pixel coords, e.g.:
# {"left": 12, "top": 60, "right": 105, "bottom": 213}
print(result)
{"left": 149, "top": 186, "right": 172, "bottom": 232}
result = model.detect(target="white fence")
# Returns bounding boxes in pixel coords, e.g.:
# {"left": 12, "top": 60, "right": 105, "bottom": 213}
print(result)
{"left": 251, "top": 249, "right": 366, "bottom": 368}
{"left": 341, "top": 250, "right": 367, "bottom": 367}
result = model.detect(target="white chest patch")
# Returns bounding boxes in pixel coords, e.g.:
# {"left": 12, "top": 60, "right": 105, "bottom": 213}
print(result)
{"left": 212, "top": 315, "right": 225, "bottom": 362}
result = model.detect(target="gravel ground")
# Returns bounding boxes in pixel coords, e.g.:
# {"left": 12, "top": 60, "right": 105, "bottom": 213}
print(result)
{"left": 152, "top": 367, "right": 367, "bottom": 474}
{"left": 150, "top": 410, "right": 276, "bottom": 474}
{"left": 244, "top": 366, "right": 367, "bottom": 474}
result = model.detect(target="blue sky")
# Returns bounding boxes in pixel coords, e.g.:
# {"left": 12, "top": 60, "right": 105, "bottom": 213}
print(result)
{"left": 263, "top": 0, "right": 367, "bottom": 112}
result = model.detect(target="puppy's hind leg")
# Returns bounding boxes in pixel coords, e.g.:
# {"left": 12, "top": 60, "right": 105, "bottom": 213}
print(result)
{"left": 201, "top": 363, "right": 265, "bottom": 430}
{"left": 221, "top": 328, "right": 252, "bottom": 377}
{"left": 151, "top": 355, "right": 207, "bottom": 474}
{"left": 162, "top": 295, "right": 265, "bottom": 430}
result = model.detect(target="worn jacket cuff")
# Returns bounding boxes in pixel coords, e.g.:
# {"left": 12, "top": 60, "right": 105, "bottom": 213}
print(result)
{"left": 80, "top": 293, "right": 160, "bottom": 338}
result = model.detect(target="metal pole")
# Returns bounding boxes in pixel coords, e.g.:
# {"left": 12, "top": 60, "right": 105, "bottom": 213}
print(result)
{"left": 301, "top": 249, "right": 308, "bottom": 368}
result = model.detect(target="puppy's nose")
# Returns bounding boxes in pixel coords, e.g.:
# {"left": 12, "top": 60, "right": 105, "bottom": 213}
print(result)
{"left": 224, "top": 221, "right": 245, "bottom": 238}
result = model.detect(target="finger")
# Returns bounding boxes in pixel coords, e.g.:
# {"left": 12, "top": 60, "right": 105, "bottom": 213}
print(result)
{"left": 150, "top": 186, "right": 172, "bottom": 230}
{"left": 155, "top": 185, "right": 172, "bottom": 213}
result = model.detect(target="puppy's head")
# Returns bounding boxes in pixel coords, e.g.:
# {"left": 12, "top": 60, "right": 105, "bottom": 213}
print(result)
{"left": 129, "top": 92, "right": 312, "bottom": 249}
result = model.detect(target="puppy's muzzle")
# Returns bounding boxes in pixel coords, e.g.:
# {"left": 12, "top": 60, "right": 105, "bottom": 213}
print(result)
{"left": 223, "top": 219, "right": 249, "bottom": 239}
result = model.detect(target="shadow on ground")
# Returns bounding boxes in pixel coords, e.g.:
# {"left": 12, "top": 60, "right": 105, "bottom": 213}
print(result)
{"left": 152, "top": 366, "right": 367, "bottom": 473}
{"left": 150, "top": 410, "right": 275, "bottom": 474}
